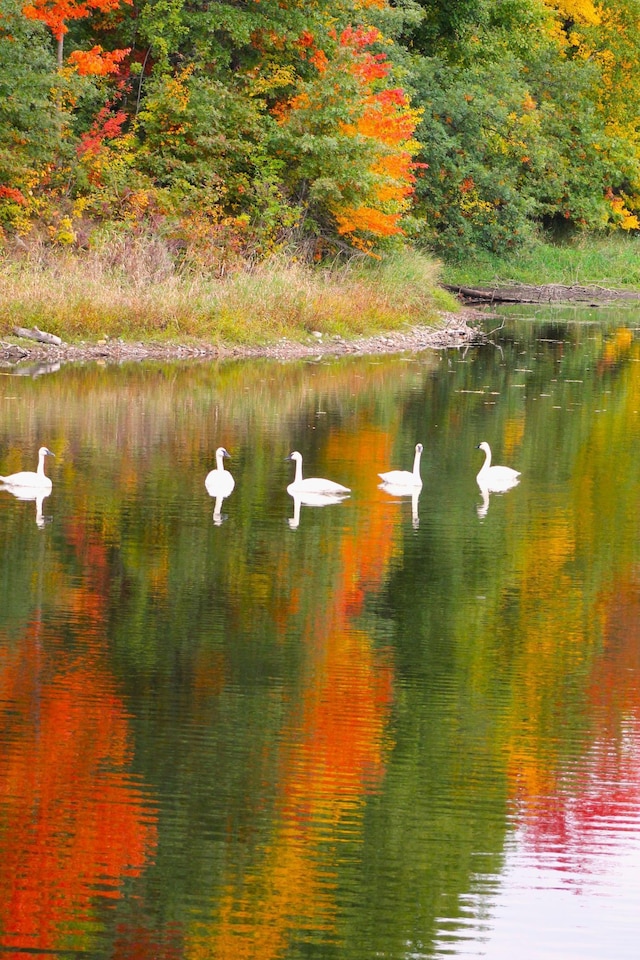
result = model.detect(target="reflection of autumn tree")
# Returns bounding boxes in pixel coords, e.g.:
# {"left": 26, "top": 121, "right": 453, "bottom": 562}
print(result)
{"left": 496, "top": 330, "right": 640, "bottom": 849}
{"left": 519, "top": 574, "right": 640, "bottom": 861}
{"left": 186, "top": 427, "right": 398, "bottom": 959}
{"left": 0, "top": 519, "right": 157, "bottom": 955}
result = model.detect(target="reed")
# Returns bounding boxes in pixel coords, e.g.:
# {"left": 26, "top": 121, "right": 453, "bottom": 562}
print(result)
{"left": 0, "top": 240, "right": 454, "bottom": 345}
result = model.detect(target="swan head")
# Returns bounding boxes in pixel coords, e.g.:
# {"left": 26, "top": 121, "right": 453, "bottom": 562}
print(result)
{"left": 285, "top": 451, "right": 302, "bottom": 464}
{"left": 477, "top": 442, "right": 491, "bottom": 455}
{"left": 39, "top": 447, "right": 55, "bottom": 458}
{"left": 216, "top": 447, "right": 231, "bottom": 460}
{"left": 415, "top": 443, "right": 423, "bottom": 454}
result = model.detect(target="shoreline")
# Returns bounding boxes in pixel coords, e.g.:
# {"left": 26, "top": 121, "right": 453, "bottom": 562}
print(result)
{"left": 1, "top": 310, "right": 486, "bottom": 368}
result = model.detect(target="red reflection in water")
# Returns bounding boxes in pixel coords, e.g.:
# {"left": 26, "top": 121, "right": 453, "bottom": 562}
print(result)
{"left": 516, "top": 576, "right": 640, "bottom": 870}
{"left": 0, "top": 518, "right": 158, "bottom": 956}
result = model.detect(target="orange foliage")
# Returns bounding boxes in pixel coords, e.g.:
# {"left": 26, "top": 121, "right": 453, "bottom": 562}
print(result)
{"left": 334, "top": 30, "right": 421, "bottom": 246}
{"left": 0, "top": 186, "right": 27, "bottom": 205}
{"left": 67, "top": 44, "right": 130, "bottom": 76}
{"left": 335, "top": 204, "right": 402, "bottom": 238}
{"left": 22, "top": 0, "right": 132, "bottom": 42}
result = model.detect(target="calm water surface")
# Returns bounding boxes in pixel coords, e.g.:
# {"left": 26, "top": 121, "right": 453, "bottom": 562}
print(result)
{"left": 1, "top": 307, "right": 640, "bottom": 959}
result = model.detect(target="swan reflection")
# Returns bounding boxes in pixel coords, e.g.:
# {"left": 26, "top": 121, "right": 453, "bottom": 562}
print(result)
{"left": 209, "top": 493, "right": 233, "bottom": 525}
{"left": 379, "top": 481, "right": 421, "bottom": 529}
{"left": 0, "top": 483, "right": 51, "bottom": 528}
{"left": 288, "top": 491, "right": 350, "bottom": 529}
{"left": 476, "top": 475, "right": 520, "bottom": 518}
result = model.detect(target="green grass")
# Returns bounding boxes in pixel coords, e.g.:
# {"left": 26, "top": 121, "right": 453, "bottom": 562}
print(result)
{"left": 0, "top": 242, "right": 455, "bottom": 345}
{"left": 441, "top": 234, "right": 640, "bottom": 290}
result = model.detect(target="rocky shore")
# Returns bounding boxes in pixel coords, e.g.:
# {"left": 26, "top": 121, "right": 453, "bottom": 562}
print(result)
{"left": 1, "top": 310, "right": 485, "bottom": 370}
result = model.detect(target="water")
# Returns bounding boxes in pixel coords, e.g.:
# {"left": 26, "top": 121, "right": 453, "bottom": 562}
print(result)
{"left": 1, "top": 305, "right": 640, "bottom": 958}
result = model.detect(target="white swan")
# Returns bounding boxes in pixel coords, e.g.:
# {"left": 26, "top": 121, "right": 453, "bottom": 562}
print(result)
{"left": 0, "top": 446, "right": 54, "bottom": 490}
{"left": 285, "top": 451, "right": 350, "bottom": 496}
{"left": 205, "top": 447, "right": 235, "bottom": 498}
{"left": 476, "top": 441, "right": 520, "bottom": 490}
{"left": 378, "top": 442, "right": 423, "bottom": 488}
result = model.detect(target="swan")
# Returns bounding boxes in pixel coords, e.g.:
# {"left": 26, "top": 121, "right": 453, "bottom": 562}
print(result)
{"left": 285, "top": 451, "right": 350, "bottom": 496}
{"left": 205, "top": 447, "right": 235, "bottom": 498}
{"left": 0, "top": 446, "right": 54, "bottom": 490}
{"left": 476, "top": 441, "right": 520, "bottom": 490}
{"left": 378, "top": 442, "right": 423, "bottom": 488}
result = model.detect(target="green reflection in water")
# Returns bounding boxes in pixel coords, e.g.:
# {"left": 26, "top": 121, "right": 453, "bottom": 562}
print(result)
{"left": 1, "top": 310, "right": 640, "bottom": 958}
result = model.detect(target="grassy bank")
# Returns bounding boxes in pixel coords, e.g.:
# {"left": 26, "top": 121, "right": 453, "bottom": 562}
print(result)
{"left": 441, "top": 234, "right": 640, "bottom": 290}
{"left": 0, "top": 242, "right": 456, "bottom": 346}
{"left": 5, "top": 234, "right": 638, "bottom": 349}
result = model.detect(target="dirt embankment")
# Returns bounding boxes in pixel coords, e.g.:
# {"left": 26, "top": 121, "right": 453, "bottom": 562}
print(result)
{"left": 444, "top": 282, "right": 640, "bottom": 305}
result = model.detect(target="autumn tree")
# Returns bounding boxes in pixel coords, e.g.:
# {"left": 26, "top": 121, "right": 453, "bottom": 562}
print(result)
{"left": 0, "top": 0, "right": 63, "bottom": 231}
{"left": 406, "top": 0, "right": 640, "bottom": 255}
{"left": 23, "top": 0, "right": 132, "bottom": 67}
{"left": 544, "top": 0, "right": 640, "bottom": 228}
{"left": 270, "top": 25, "right": 421, "bottom": 249}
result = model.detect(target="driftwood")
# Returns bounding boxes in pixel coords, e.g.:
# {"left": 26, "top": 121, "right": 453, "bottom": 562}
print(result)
{"left": 14, "top": 325, "right": 63, "bottom": 346}
{"left": 444, "top": 283, "right": 640, "bottom": 305}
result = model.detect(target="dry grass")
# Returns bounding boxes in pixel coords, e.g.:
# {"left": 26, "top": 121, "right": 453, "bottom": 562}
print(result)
{"left": 0, "top": 238, "right": 455, "bottom": 345}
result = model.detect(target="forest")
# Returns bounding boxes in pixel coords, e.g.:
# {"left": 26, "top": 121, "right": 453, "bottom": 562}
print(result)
{"left": 2, "top": 0, "right": 640, "bottom": 266}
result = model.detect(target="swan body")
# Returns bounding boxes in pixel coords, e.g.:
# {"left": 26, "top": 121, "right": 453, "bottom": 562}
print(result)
{"left": 286, "top": 451, "right": 350, "bottom": 496}
{"left": 378, "top": 442, "right": 423, "bottom": 488}
{"left": 0, "top": 446, "right": 54, "bottom": 490}
{"left": 476, "top": 441, "right": 520, "bottom": 490}
{"left": 205, "top": 447, "right": 235, "bottom": 498}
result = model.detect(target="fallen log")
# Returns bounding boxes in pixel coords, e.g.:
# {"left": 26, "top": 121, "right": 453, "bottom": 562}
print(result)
{"left": 14, "top": 325, "right": 63, "bottom": 346}
{"left": 444, "top": 283, "right": 640, "bottom": 305}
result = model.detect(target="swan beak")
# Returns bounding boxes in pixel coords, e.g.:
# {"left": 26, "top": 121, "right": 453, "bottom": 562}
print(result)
{"left": 45, "top": 449, "right": 55, "bottom": 457}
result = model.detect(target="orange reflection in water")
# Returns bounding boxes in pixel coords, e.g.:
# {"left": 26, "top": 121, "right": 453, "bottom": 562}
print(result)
{"left": 189, "top": 427, "right": 399, "bottom": 960}
{"left": 0, "top": 520, "right": 157, "bottom": 957}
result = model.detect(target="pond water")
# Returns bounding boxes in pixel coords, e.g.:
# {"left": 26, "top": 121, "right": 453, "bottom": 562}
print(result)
{"left": 2, "top": 304, "right": 640, "bottom": 959}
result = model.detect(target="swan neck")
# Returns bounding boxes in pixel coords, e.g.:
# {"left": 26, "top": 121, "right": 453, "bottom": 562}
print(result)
{"left": 294, "top": 457, "right": 303, "bottom": 484}
{"left": 413, "top": 448, "right": 422, "bottom": 476}
{"left": 37, "top": 450, "right": 47, "bottom": 477}
{"left": 482, "top": 446, "right": 491, "bottom": 470}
